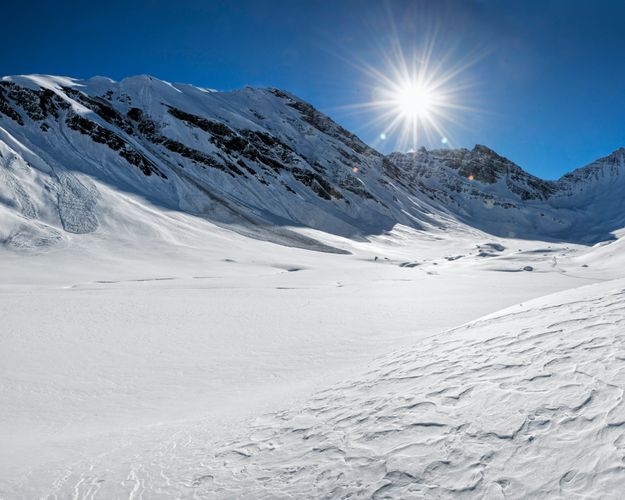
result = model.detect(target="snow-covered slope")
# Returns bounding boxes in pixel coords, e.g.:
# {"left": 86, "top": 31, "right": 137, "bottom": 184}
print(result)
{"left": 0, "top": 74, "right": 423, "bottom": 253}
{"left": 5, "top": 263, "right": 624, "bottom": 498}
{"left": 2, "top": 74, "right": 625, "bottom": 253}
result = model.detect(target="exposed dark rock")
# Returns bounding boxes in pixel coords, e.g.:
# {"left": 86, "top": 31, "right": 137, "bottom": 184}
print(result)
{"left": 339, "top": 176, "right": 376, "bottom": 201}
{"left": 0, "top": 82, "right": 69, "bottom": 129}
{"left": 39, "top": 89, "right": 67, "bottom": 119}
{"left": 387, "top": 145, "right": 556, "bottom": 205}
{"left": 167, "top": 106, "right": 234, "bottom": 137}
{"left": 161, "top": 137, "right": 234, "bottom": 173}
{"left": 127, "top": 107, "right": 143, "bottom": 122}
{"left": 268, "top": 88, "right": 378, "bottom": 157}
{"left": 291, "top": 167, "right": 342, "bottom": 200}
{"left": 128, "top": 111, "right": 243, "bottom": 176}
{"left": 440, "top": 145, "right": 555, "bottom": 200}
{"left": 0, "top": 88, "right": 24, "bottom": 125}
{"left": 222, "top": 135, "right": 247, "bottom": 154}
{"left": 66, "top": 113, "right": 166, "bottom": 178}
{"left": 382, "top": 157, "right": 403, "bottom": 180}
{"left": 62, "top": 87, "right": 133, "bottom": 134}
{"left": 166, "top": 106, "right": 289, "bottom": 174}
{"left": 249, "top": 109, "right": 265, "bottom": 120}
{"left": 236, "top": 159, "right": 258, "bottom": 176}
{"left": 167, "top": 105, "right": 294, "bottom": 169}
{"left": 337, "top": 148, "right": 361, "bottom": 165}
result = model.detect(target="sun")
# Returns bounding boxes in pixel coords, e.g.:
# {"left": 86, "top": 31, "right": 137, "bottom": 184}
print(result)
{"left": 338, "top": 36, "right": 480, "bottom": 151}
{"left": 392, "top": 82, "right": 441, "bottom": 121}
{"left": 369, "top": 69, "right": 455, "bottom": 149}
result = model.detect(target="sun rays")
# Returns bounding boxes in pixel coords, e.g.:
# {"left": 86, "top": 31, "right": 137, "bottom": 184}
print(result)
{"left": 337, "top": 34, "right": 482, "bottom": 152}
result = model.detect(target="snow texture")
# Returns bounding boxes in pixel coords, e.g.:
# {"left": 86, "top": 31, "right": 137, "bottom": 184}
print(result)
{"left": 192, "top": 280, "right": 625, "bottom": 499}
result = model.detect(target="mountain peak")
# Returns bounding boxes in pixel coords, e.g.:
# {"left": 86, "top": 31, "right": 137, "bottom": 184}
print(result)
{"left": 607, "top": 146, "right": 625, "bottom": 159}
{"left": 472, "top": 144, "right": 499, "bottom": 156}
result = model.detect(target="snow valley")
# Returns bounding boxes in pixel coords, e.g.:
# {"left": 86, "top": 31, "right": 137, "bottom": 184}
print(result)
{"left": 2, "top": 75, "right": 625, "bottom": 498}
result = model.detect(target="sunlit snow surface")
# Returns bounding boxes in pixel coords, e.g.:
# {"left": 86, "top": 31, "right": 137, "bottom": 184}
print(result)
{"left": 196, "top": 280, "right": 625, "bottom": 499}
{"left": 2, "top": 223, "right": 625, "bottom": 498}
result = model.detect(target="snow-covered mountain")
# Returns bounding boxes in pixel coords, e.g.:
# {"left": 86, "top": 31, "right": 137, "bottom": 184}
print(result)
{"left": 1, "top": 74, "right": 625, "bottom": 250}
{"left": 389, "top": 146, "right": 625, "bottom": 242}
{"left": 0, "top": 74, "right": 415, "bottom": 253}
{"left": 5, "top": 74, "right": 625, "bottom": 498}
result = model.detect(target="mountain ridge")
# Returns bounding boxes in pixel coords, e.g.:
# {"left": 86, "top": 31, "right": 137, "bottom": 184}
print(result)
{"left": 1, "top": 73, "right": 624, "bottom": 249}
{"left": 4, "top": 73, "right": 622, "bottom": 184}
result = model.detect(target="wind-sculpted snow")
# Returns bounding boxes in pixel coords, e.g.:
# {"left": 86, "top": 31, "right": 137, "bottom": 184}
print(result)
{"left": 162, "top": 281, "right": 625, "bottom": 498}
{"left": 22, "top": 278, "right": 625, "bottom": 498}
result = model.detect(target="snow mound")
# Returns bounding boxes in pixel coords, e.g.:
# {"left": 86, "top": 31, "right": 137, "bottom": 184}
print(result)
{"left": 180, "top": 280, "right": 625, "bottom": 498}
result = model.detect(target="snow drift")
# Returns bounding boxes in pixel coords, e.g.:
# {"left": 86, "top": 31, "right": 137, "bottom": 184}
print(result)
{"left": 176, "top": 279, "right": 625, "bottom": 498}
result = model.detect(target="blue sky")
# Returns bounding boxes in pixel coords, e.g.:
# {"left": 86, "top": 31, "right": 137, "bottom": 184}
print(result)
{"left": 3, "top": 0, "right": 625, "bottom": 178}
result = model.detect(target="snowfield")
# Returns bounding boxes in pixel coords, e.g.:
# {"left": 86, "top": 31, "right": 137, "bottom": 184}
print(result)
{"left": 1, "top": 225, "right": 623, "bottom": 498}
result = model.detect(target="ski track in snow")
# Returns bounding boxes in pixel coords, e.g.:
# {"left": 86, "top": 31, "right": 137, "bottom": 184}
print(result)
{"left": 11, "top": 280, "right": 625, "bottom": 499}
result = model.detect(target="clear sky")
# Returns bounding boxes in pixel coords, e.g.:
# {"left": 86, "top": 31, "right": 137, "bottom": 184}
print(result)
{"left": 3, "top": 0, "right": 625, "bottom": 178}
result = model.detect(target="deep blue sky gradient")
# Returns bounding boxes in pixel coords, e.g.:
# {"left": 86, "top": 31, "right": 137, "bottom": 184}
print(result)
{"left": 3, "top": 0, "right": 625, "bottom": 178}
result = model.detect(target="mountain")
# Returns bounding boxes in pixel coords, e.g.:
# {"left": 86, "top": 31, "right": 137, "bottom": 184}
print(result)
{"left": 1, "top": 74, "right": 624, "bottom": 250}
{"left": 0, "top": 75, "right": 386, "bottom": 252}
{"left": 388, "top": 146, "right": 625, "bottom": 242}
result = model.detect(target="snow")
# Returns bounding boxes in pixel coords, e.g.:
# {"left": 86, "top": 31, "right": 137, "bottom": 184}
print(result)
{"left": 0, "top": 221, "right": 621, "bottom": 497}
{"left": 2, "top": 74, "right": 625, "bottom": 497}
{"left": 188, "top": 278, "right": 625, "bottom": 499}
